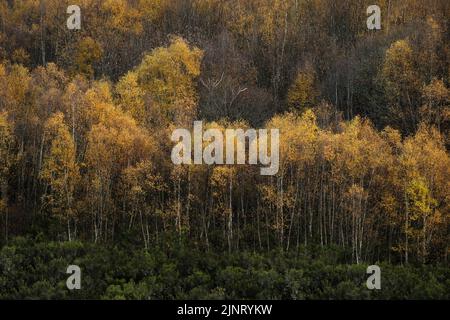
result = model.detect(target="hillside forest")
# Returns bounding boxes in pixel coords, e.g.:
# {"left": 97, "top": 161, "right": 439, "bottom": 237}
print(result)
{"left": 0, "top": 0, "right": 449, "bottom": 299}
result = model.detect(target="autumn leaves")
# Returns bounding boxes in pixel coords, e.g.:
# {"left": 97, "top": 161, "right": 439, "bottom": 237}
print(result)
{"left": 0, "top": 32, "right": 449, "bottom": 262}
{"left": 170, "top": 121, "right": 280, "bottom": 175}
{"left": 0, "top": 0, "right": 449, "bottom": 265}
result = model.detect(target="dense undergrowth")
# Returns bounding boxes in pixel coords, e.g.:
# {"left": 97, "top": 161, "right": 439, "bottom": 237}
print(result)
{"left": 1, "top": 237, "right": 448, "bottom": 300}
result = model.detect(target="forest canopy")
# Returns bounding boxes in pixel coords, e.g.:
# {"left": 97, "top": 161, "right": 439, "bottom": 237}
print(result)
{"left": 0, "top": 0, "right": 449, "bottom": 284}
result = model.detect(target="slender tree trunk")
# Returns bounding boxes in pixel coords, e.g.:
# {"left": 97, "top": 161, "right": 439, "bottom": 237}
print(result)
{"left": 40, "top": 0, "right": 46, "bottom": 66}
{"left": 405, "top": 188, "right": 409, "bottom": 264}
{"left": 67, "top": 218, "right": 72, "bottom": 241}
{"left": 256, "top": 198, "right": 262, "bottom": 251}
{"left": 4, "top": 207, "right": 8, "bottom": 243}
{"left": 227, "top": 172, "right": 233, "bottom": 253}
